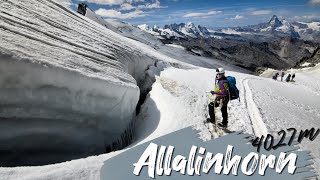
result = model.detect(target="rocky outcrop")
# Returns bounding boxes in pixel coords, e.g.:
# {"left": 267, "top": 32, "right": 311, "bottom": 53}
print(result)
{"left": 166, "top": 36, "right": 317, "bottom": 71}
{"left": 295, "top": 47, "right": 320, "bottom": 68}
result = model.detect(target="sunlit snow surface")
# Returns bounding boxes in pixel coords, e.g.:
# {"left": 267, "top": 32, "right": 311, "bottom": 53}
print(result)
{"left": 0, "top": 0, "right": 320, "bottom": 179}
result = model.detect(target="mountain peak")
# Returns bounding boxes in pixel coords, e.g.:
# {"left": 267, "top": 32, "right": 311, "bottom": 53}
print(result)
{"left": 137, "top": 24, "right": 149, "bottom": 31}
{"left": 268, "top": 15, "right": 282, "bottom": 27}
{"left": 271, "top": 15, "right": 278, "bottom": 19}
{"left": 186, "top": 22, "right": 195, "bottom": 27}
{"left": 152, "top": 25, "right": 159, "bottom": 31}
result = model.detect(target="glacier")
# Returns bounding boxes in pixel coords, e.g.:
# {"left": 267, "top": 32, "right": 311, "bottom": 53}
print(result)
{"left": 0, "top": 0, "right": 174, "bottom": 166}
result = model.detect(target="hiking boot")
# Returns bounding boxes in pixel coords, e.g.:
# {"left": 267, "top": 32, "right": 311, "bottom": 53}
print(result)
{"left": 218, "top": 122, "right": 228, "bottom": 128}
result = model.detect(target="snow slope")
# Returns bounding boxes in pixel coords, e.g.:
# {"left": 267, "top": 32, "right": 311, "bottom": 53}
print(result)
{"left": 107, "top": 20, "right": 163, "bottom": 49}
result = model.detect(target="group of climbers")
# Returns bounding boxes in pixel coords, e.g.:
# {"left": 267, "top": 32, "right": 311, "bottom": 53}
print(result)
{"left": 272, "top": 71, "right": 296, "bottom": 82}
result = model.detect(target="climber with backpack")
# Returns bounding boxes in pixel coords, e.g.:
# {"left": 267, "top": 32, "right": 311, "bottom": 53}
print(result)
{"left": 285, "top": 74, "right": 291, "bottom": 82}
{"left": 272, "top": 72, "right": 279, "bottom": 80}
{"left": 207, "top": 68, "right": 239, "bottom": 128}
{"left": 281, "top": 72, "right": 285, "bottom": 81}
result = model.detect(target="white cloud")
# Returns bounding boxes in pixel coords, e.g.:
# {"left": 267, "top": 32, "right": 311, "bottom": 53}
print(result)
{"left": 230, "top": 15, "right": 244, "bottom": 20}
{"left": 53, "top": 0, "right": 73, "bottom": 7}
{"left": 309, "top": 0, "right": 320, "bottom": 5}
{"left": 119, "top": 3, "right": 136, "bottom": 10}
{"left": 291, "top": 15, "right": 320, "bottom": 20}
{"left": 95, "top": 8, "right": 147, "bottom": 19}
{"left": 302, "top": 15, "right": 319, "bottom": 19}
{"left": 137, "top": 0, "right": 167, "bottom": 9}
{"left": 115, "top": 0, "right": 166, "bottom": 11}
{"left": 92, "top": 0, "right": 166, "bottom": 19}
{"left": 251, "top": 10, "right": 273, "bottom": 15}
{"left": 87, "top": 0, "right": 126, "bottom": 5}
{"left": 183, "top": 11, "right": 223, "bottom": 18}
{"left": 85, "top": 0, "right": 144, "bottom": 5}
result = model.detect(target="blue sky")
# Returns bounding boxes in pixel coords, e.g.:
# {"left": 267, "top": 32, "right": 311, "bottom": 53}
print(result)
{"left": 66, "top": 0, "right": 320, "bottom": 29}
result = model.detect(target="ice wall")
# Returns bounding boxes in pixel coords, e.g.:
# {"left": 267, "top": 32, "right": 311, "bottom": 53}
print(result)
{"left": 0, "top": 0, "right": 160, "bottom": 166}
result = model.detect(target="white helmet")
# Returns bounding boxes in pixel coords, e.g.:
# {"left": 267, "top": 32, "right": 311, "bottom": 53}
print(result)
{"left": 216, "top": 68, "right": 225, "bottom": 74}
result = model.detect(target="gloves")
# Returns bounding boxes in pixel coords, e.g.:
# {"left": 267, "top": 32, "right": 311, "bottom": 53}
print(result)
{"left": 210, "top": 91, "right": 215, "bottom": 95}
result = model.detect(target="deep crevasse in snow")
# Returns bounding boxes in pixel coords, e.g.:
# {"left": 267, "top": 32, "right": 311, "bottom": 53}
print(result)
{"left": 0, "top": 0, "right": 180, "bottom": 165}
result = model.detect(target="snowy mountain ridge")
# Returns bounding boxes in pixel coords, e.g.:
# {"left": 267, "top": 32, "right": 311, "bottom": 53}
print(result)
{"left": 213, "top": 15, "right": 300, "bottom": 38}
{"left": 292, "top": 21, "right": 320, "bottom": 41}
{"left": 259, "top": 15, "right": 299, "bottom": 37}
{"left": 139, "top": 15, "right": 320, "bottom": 40}
{"left": 138, "top": 22, "right": 212, "bottom": 39}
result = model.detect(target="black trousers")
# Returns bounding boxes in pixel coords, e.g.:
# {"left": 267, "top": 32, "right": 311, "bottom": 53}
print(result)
{"left": 208, "top": 98, "right": 228, "bottom": 125}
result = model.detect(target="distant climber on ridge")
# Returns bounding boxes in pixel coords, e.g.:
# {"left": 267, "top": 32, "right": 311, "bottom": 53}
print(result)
{"left": 77, "top": 3, "right": 87, "bottom": 16}
{"left": 272, "top": 72, "right": 279, "bottom": 80}
{"left": 286, "top": 74, "right": 291, "bottom": 82}
{"left": 281, "top": 71, "right": 285, "bottom": 81}
{"left": 291, "top": 73, "right": 296, "bottom": 82}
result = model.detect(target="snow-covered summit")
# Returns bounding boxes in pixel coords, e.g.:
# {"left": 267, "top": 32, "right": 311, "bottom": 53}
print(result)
{"left": 186, "top": 21, "right": 194, "bottom": 27}
{"left": 268, "top": 15, "right": 283, "bottom": 27}
{"left": 215, "top": 15, "right": 303, "bottom": 38}
{"left": 137, "top": 24, "right": 150, "bottom": 31}
{"left": 278, "top": 19, "right": 292, "bottom": 33}
{"left": 138, "top": 22, "right": 212, "bottom": 39}
{"left": 261, "top": 15, "right": 299, "bottom": 37}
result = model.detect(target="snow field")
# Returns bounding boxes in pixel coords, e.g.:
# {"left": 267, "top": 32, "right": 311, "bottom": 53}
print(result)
{"left": 135, "top": 66, "right": 320, "bottom": 177}
{"left": 134, "top": 68, "right": 255, "bottom": 144}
